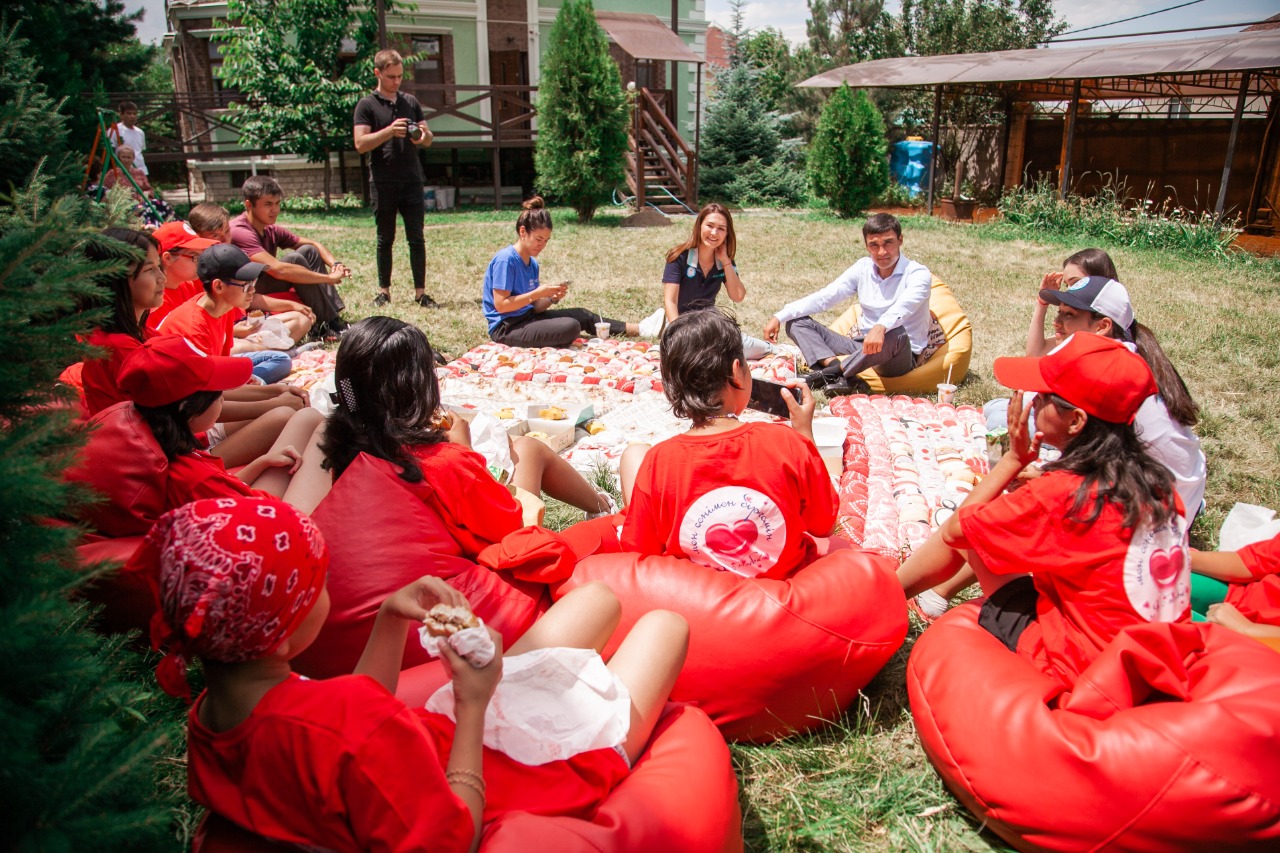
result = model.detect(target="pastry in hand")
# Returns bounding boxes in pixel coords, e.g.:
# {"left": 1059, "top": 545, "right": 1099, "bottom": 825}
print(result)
{"left": 423, "top": 604, "right": 480, "bottom": 637}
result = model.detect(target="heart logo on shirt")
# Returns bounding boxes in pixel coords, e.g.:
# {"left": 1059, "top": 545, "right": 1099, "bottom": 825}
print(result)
{"left": 704, "top": 519, "right": 759, "bottom": 556}
{"left": 1148, "top": 546, "right": 1186, "bottom": 586}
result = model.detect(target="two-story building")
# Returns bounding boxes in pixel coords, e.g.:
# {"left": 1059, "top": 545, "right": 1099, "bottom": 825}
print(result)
{"left": 164, "top": 0, "right": 710, "bottom": 208}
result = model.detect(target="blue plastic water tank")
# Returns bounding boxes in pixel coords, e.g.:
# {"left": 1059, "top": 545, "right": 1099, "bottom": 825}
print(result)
{"left": 890, "top": 140, "right": 933, "bottom": 197}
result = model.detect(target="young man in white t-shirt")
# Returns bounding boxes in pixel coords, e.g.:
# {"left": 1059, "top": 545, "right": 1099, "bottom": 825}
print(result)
{"left": 107, "top": 100, "right": 148, "bottom": 176}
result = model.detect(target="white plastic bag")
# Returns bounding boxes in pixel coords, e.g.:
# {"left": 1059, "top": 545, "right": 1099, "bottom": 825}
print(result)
{"left": 468, "top": 412, "right": 515, "bottom": 484}
{"left": 425, "top": 647, "right": 631, "bottom": 766}
{"left": 246, "top": 316, "right": 295, "bottom": 350}
{"left": 1219, "top": 503, "right": 1280, "bottom": 552}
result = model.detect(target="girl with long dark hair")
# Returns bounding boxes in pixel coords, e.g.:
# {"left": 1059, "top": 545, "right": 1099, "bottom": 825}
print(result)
{"left": 898, "top": 334, "right": 1191, "bottom": 687}
{"left": 321, "top": 317, "right": 612, "bottom": 555}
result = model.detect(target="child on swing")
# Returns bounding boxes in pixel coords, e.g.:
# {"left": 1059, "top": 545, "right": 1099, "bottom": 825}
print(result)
{"left": 146, "top": 495, "right": 690, "bottom": 851}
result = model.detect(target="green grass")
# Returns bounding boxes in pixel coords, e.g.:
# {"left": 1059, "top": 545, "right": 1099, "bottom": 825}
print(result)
{"left": 170, "top": 204, "right": 1280, "bottom": 849}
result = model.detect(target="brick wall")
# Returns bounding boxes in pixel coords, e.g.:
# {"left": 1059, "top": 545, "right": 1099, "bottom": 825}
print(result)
{"left": 487, "top": 0, "right": 527, "bottom": 52}
{"left": 197, "top": 165, "right": 365, "bottom": 203}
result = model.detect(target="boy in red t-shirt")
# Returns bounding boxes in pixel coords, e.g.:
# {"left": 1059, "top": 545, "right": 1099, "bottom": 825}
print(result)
{"left": 159, "top": 243, "right": 294, "bottom": 385}
{"left": 145, "top": 496, "right": 695, "bottom": 852}
{"left": 897, "top": 334, "right": 1190, "bottom": 688}
{"left": 1190, "top": 534, "right": 1280, "bottom": 642}
{"left": 618, "top": 309, "right": 836, "bottom": 580}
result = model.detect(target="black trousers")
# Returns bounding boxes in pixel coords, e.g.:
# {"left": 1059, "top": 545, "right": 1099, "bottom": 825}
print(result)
{"left": 491, "top": 308, "right": 625, "bottom": 348}
{"left": 255, "top": 244, "right": 346, "bottom": 323}
{"left": 372, "top": 180, "right": 426, "bottom": 291}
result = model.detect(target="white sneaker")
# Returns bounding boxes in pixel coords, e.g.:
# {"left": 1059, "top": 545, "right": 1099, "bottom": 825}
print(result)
{"left": 637, "top": 308, "right": 665, "bottom": 338}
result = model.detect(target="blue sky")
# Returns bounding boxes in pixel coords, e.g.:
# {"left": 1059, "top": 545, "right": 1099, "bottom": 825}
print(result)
{"left": 706, "top": 0, "right": 1279, "bottom": 46}
{"left": 127, "top": 0, "right": 1279, "bottom": 46}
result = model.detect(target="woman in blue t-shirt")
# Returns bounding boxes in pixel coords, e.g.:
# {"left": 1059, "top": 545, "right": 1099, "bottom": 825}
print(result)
{"left": 481, "top": 197, "right": 637, "bottom": 348}
{"left": 659, "top": 204, "right": 774, "bottom": 359}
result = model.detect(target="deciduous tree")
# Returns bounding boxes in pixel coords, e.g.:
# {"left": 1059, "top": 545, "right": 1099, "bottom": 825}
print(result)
{"left": 215, "top": 0, "right": 385, "bottom": 205}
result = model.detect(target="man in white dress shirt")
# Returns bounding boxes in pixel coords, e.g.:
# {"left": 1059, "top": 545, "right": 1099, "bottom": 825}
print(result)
{"left": 763, "top": 213, "right": 932, "bottom": 395}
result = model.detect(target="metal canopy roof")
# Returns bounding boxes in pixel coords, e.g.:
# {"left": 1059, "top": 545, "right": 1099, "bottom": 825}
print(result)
{"left": 595, "top": 11, "right": 702, "bottom": 64}
{"left": 799, "top": 29, "right": 1280, "bottom": 100}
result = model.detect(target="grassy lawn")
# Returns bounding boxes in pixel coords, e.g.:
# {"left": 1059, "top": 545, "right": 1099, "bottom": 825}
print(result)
{"left": 274, "top": 203, "right": 1279, "bottom": 851}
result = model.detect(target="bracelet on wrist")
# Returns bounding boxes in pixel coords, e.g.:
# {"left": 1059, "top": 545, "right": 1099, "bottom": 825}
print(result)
{"left": 447, "top": 767, "right": 486, "bottom": 787}
{"left": 446, "top": 772, "right": 486, "bottom": 802}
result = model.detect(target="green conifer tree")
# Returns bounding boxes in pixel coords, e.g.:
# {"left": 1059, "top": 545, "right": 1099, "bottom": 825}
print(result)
{"left": 699, "top": 64, "right": 806, "bottom": 207}
{"left": 808, "top": 84, "right": 889, "bottom": 217}
{"left": 533, "top": 0, "right": 629, "bottom": 223}
{"left": 0, "top": 21, "right": 74, "bottom": 194}
{"left": 0, "top": 168, "right": 186, "bottom": 850}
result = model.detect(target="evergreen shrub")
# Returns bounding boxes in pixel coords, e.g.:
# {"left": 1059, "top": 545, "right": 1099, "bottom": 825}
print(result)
{"left": 533, "top": 0, "right": 629, "bottom": 223}
{"left": 809, "top": 84, "right": 890, "bottom": 217}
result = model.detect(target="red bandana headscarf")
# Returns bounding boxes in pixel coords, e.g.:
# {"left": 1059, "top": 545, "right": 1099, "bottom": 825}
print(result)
{"left": 139, "top": 496, "right": 329, "bottom": 699}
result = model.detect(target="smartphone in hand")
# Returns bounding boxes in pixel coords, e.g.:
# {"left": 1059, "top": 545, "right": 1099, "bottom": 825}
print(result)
{"left": 747, "top": 378, "right": 794, "bottom": 418}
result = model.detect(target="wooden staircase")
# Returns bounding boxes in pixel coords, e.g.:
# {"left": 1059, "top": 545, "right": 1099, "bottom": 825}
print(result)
{"left": 625, "top": 87, "right": 698, "bottom": 214}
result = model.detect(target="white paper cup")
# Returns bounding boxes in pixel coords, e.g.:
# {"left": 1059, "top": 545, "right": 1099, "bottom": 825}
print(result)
{"left": 595, "top": 322, "right": 611, "bottom": 340}
{"left": 937, "top": 383, "right": 957, "bottom": 405}
{"left": 811, "top": 417, "right": 848, "bottom": 478}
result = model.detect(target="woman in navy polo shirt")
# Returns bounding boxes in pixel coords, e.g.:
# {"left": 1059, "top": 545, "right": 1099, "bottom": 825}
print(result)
{"left": 660, "top": 204, "right": 774, "bottom": 358}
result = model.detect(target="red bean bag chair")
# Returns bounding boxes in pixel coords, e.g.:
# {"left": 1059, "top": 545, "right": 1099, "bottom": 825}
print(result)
{"left": 555, "top": 543, "right": 908, "bottom": 742}
{"left": 908, "top": 603, "right": 1280, "bottom": 851}
{"left": 193, "top": 703, "right": 743, "bottom": 853}
{"left": 65, "top": 402, "right": 168, "bottom": 538}
{"left": 294, "top": 453, "right": 548, "bottom": 679}
{"left": 63, "top": 402, "right": 170, "bottom": 633}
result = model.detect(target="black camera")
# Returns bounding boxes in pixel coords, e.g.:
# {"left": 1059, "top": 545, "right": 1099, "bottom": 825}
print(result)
{"left": 405, "top": 121, "right": 424, "bottom": 141}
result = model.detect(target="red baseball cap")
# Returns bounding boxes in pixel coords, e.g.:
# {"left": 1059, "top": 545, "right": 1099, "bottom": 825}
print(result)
{"left": 153, "top": 221, "right": 218, "bottom": 255}
{"left": 118, "top": 336, "right": 252, "bottom": 407}
{"left": 993, "top": 333, "right": 1156, "bottom": 424}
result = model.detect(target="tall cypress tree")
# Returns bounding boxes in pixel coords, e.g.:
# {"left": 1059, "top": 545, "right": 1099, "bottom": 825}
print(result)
{"left": 534, "top": 0, "right": 629, "bottom": 223}
{"left": 809, "top": 84, "right": 889, "bottom": 217}
{"left": 0, "top": 169, "right": 186, "bottom": 850}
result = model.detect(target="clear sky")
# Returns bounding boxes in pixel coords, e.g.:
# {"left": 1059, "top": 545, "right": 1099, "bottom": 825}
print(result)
{"left": 127, "top": 0, "right": 1279, "bottom": 46}
{"left": 704, "top": 0, "right": 1280, "bottom": 46}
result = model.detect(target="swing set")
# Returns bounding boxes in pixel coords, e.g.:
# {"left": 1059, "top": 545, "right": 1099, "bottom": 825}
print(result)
{"left": 84, "top": 107, "right": 162, "bottom": 223}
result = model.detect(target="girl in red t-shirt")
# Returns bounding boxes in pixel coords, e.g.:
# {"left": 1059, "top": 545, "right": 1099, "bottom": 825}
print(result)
{"left": 618, "top": 308, "right": 836, "bottom": 580}
{"left": 320, "top": 316, "right": 613, "bottom": 556}
{"left": 1189, "top": 535, "right": 1280, "bottom": 640}
{"left": 114, "top": 335, "right": 330, "bottom": 513}
{"left": 78, "top": 227, "right": 167, "bottom": 416}
{"left": 897, "top": 334, "right": 1190, "bottom": 688}
{"left": 147, "top": 496, "right": 692, "bottom": 853}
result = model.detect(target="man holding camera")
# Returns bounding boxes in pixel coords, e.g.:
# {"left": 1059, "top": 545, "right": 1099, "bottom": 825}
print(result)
{"left": 353, "top": 48, "right": 437, "bottom": 308}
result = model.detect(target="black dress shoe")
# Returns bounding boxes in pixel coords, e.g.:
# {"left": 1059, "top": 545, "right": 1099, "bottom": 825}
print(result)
{"left": 415, "top": 293, "right": 439, "bottom": 308}
{"left": 373, "top": 292, "right": 390, "bottom": 307}
{"left": 803, "top": 364, "right": 843, "bottom": 390}
{"left": 819, "top": 376, "right": 855, "bottom": 396}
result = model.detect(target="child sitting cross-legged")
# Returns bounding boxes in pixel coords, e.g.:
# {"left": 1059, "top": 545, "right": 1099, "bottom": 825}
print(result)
{"left": 896, "top": 334, "right": 1192, "bottom": 689}
{"left": 144, "top": 495, "right": 691, "bottom": 851}
{"left": 617, "top": 308, "right": 837, "bottom": 580}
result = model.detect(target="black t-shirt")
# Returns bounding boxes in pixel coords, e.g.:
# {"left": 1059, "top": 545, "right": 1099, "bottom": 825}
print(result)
{"left": 353, "top": 90, "right": 425, "bottom": 183}
{"left": 662, "top": 249, "right": 733, "bottom": 314}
